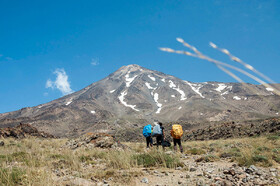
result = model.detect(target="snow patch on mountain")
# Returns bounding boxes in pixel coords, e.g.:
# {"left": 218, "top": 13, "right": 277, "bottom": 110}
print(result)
{"left": 153, "top": 93, "right": 162, "bottom": 114}
{"left": 148, "top": 75, "right": 156, "bottom": 81}
{"left": 233, "top": 96, "right": 241, "bottom": 100}
{"left": 185, "top": 81, "right": 204, "bottom": 98}
{"left": 221, "top": 91, "right": 229, "bottom": 96}
{"left": 215, "top": 84, "right": 227, "bottom": 92}
{"left": 118, "top": 91, "right": 139, "bottom": 111}
{"left": 66, "top": 100, "right": 72, "bottom": 106}
{"left": 169, "top": 80, "right": 176, "bottom": 88}
{"left": 125, "top": 71, "right": 138, "bottom": 87}
{"left": 174, "top": 87, "right": 187, "bottom": 100}
{"left": 110, "top": 89, "right": 116, "bottom": 93}
{"left": 169, "top": 80, "right": 187, "bottom": 100}
{"left": 145, "top": 82, "right": 155, "bottom": 90}
{"left": 178, "top": 106, "right": 182, "bottom": 110}
{"left": 91, "top": 110, "right": 96, "bottom": 114}
{"left": 161, "top": 78, "right": 165, "bottom": 82}
{"left": 266, "top": 87, "right": 274, "bottom": 92}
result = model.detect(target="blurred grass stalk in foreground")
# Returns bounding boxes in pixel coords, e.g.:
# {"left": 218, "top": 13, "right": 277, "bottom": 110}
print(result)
{"left": 160, "top": 38, "right": 280, "bottom": 96}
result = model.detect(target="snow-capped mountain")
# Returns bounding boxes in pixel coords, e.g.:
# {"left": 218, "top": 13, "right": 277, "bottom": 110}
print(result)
{"left": 0, "top": 64, "right": 279, "bottom": 137}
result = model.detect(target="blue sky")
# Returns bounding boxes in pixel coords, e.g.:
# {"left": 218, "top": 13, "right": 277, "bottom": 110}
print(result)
{"left": 0, "top": 0, "right": 279, "bottom": 113}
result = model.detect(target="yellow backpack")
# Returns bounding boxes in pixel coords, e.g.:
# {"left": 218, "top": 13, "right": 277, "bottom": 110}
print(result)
{"left": 171, "top": 124, "right": 183, "bottom": 139}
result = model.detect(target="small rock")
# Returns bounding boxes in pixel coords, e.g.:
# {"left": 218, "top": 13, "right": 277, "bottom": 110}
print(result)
{"left": 242, "top": 178, "right": 247, "bottom": 183}
{"left": 141, "top": 178, "right": 149, "bottom": 184}
{"left": 270, "top": 168, "right": 277, "bottom": 172}
{"left": 0, "top": 141, "right": 4, "bottom": 146}
{"left": 205, "top": 173, "right": 211, "bottom": 179}
{"left": 197, "top": 173, "right": 203, "bottom": 177}
{"left": 186, "top": 174, "right": 190, "bottom": 179}
{"left": 189, "top": 167, "right": 196, "bottom": 172}
{"left": 271, "top": 172, "right": 277, "bottom": 177}
{"left": 223, "top": 169, "right": 235, "bottom": 176}
{"left": 196, "top": 179, "right": 204, "bottom": 186}
{"left": 165, "top": 151, "right": 173, "bottom": 155}
{"left": 164, "top": 172, "right": 169, "bottom": 176}
{"left": 178, "top": 181, "right": 182, "bottom": 184}
{"left": 176, "top": 166, "right": 182, "bottom": 170}
{"left": 214, "top": 177, "right": 222, "bottom": 181}
{"left": 249, "top": 165, "right": 258, "bottom": 171}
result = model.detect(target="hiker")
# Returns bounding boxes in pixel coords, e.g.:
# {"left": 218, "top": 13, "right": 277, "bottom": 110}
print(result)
{"left": 143, "top": 124, "right": 153, "bottom": 148}
{"left": 170, "top": 124, "right": 183, "bottom": 153}
{"left": 153, "top": 122, "right": 164, "bottom": 148}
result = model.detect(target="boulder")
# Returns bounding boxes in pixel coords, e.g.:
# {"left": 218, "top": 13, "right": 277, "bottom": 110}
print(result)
{"left": 64, "top": 132, "right": 128, "bottom": 150}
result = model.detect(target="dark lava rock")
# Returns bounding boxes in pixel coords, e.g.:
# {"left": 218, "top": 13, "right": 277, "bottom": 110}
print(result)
{"left": 0, "top": 123, "right": 55, "bottom": 139}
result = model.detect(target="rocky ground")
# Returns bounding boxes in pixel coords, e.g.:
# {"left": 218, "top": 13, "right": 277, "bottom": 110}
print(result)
{"left": 136, "top": 154, "right": 280, "bottom": 186}
{"left": 0, "top": 123, "right": 55, "bottom": 138}
{"left": 184, "top": 117, "right": 280, "bottom": 141}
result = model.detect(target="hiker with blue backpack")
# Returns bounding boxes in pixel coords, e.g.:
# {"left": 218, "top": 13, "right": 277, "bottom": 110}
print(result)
{"left": 152, "top": 122, "right": 165, "bottom": 148}
{"left": 143, "top": 124, "right": 153, "bottom": 148}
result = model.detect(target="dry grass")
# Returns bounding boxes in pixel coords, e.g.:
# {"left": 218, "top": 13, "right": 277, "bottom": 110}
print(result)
{"left": 0, "top": 137, "right": 182, "bottom": 185}
{"left": 0, "top": 135, "right": 279, "bottom": 185}
{"left": 183, "top": 135, "right": 280, "bottom": 167}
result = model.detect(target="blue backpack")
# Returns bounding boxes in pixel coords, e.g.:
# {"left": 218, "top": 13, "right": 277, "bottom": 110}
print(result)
{"left": 143, "top": 124, "right": 152, "bottom": 137}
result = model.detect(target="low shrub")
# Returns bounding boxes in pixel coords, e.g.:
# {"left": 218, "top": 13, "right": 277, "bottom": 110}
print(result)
{"left": 187, "top": 148, "right": 206, "bottom": 155}
{"left": 0, "top": 152, "right": 29, "bottom": 163}
{"left": 196, "top": 154, "right": 219, "bottom": 162}
{"left": 267, "top": 135, "right": 279, "bottom": 141}
{"left": 252, "top": 155, "right": 268, "bottom": 163}
{"left": 133, "top": 151, "right": 182, "bottom": 168}
{"left": 0, "top": 168, "right": 25, "bottom": 185}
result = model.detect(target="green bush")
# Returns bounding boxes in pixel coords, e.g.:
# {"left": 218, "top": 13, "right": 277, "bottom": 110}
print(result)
{"left": 49, "top": 154, "right": 67, "bottom": 159}
{"left": 272, "top": 148, "right": 280, "bottom": 153}
{"left": 0, "top": 152, "right": 28, "bottom": 163}
{"left": 197, "top": 154, "right": 219, "bottom": 162}
{"left": 256, "top": 146, "right": 270, "bottom": 152}
{"left": 273, "top": 155, "right": 280, "bottom": 163}
{"left": 133, "top": 152, "right": 182, "bottom": 168}
{"left": 267, "top": 135, "right": 279, "bottom": 141}
{"left": 252, "top": 155, "right": 268, "bottom": 163}
{"left": 0, "top": 168, "right": 25, "bottom": 185}
{"left": 187, "top": 148, "right": 206, "bottom": 155}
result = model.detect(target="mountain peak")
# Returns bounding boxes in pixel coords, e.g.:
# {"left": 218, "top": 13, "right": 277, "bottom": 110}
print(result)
{"left": 119, "top": 64, "right": 143, "bottom": 72}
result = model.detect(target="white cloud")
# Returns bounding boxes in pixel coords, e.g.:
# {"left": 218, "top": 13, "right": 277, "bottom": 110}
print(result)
{"left": 46, "top": 68, "right": 73, "bottom": 95}
{"left": 91, "top": 58, "right": 99, "bottom": 66}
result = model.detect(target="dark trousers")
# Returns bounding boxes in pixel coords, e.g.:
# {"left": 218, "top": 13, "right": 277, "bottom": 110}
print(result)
{"left": 156, "top": 135, "right": 163, "bottom": 147}
{"left": 146, "top": 136, "right": 153, "bottom": 148}
{"left": 173, "top": 138, "right": 183, "bottom": 153}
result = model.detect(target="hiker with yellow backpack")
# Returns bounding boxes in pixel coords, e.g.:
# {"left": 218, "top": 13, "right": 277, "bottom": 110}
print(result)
{"left": 170, "top": 124, "right": 184, "bottom": 153}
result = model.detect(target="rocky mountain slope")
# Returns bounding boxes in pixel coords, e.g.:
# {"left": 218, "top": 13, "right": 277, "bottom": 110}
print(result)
{"left": 0, "top": 64, "right": 279, "bottom": 137}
